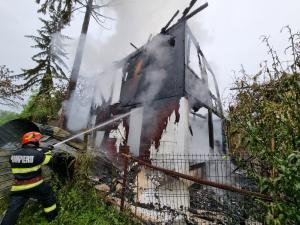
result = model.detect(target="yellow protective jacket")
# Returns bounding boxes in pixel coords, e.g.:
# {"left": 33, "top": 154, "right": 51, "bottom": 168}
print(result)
{"left": 9, "top": 144, "right": 52, "bottom": 191}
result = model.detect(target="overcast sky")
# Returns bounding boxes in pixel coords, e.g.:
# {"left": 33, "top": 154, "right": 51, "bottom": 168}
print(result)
{"left": 0, "top": 0, "right": 299, "bottom": 111}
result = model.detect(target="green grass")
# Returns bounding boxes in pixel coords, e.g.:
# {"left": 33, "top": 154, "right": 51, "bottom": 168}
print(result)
{"left": 14, "top": 182, "right": 137, "bottom": 225}
{"left": 15, "top": 181, "right": 140, "bottom": 225}
{"left": 1, "top": 154, "right": 142, "bottom": 225}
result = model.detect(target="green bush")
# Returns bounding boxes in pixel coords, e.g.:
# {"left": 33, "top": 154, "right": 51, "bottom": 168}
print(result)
{"left": 20, "top": 90, "right": 64, "bottom": 124}
{"left": 0, "top": 89, "right": 65, "bottom": 125}
{"left": 228, "top": 29, "right": 300, "bottom": 225}
{"left": 228, "top": 67, "right": 300, "bottom": 224}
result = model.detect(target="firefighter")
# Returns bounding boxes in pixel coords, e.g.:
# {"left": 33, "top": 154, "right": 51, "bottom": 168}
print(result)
{"left": 1, "top": 131, "right": 57, "bottom": 225}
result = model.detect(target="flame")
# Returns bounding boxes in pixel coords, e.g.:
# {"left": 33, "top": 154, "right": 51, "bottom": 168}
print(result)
{"left": 133, "top": 59, "right": 144, "bottom": 79}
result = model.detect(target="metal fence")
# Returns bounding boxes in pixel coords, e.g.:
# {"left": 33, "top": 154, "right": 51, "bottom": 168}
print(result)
{"left": 0, "top": 149, "right": 268, "bottom": 224}
{"left": 118, "top": 153, "right": 266, "bottom": 225}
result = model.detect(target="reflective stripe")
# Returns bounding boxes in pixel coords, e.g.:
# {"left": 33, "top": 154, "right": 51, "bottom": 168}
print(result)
{"left": 44, "top": 151, "right": 51, "bottom": 155}
{"left": 12, "top": 165, "right": 42, "bottom": 174}
{"left": 12, "top": 152, "right": 52, "bottom": 173}
{"left": 44, "top": 204, "right": 57, "bottom": 213}
{"left": 11, "top": 180, "right": 43, "bottom": 191}
{"left": 42, "top": 155, "right": 52, "bottom": 165}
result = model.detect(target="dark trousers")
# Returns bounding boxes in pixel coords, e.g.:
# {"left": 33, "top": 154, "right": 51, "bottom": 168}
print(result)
{"left": 1, "top": 182, "right": 57, "bottom": 225}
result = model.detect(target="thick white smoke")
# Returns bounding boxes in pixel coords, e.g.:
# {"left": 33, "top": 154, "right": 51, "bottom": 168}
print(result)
{"left": 88, "top": 0, "right": 208, "bottom": 63}
{"left": 137, "top": 34, "right": 173, "bottom": 103}
{"left": 65, "top": 0, "right": 209, "bottom": 131}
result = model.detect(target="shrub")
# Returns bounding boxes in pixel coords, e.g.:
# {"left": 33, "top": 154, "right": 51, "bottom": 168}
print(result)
{"left": 228, "top": 28, "right": 300, "bottom": 225}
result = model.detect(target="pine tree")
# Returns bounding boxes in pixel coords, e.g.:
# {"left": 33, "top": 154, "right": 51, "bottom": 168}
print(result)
{"left": 32, "top": 0, "right": 113, "bottom": 125}
{"left": 14, "top": 2, "right": 70, "bottom": 95}
{"left": 36, "top": 0, "right": 76, "bottom": 26}
{"left": 11, "top": 3, "right": 70, "bottom": 123}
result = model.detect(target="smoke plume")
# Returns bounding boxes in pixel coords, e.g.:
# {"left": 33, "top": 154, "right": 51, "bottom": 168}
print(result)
{"left": 65, "top": 0, "right": 209, "bottom": 131}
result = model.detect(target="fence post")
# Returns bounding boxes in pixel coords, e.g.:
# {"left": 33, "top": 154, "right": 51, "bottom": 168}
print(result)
{"left": 120, "top": 145, "right": 129, "bottom": 211}
{"left": 83, "top": 131, "right": 88, "bottom": 153}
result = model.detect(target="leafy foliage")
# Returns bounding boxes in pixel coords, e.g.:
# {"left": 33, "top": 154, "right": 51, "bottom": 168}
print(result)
{"left": 228, "top": 27, "right": 300, "bottom": 225}
{"left": 0, "top": 89, "right": 65, "bottom": 125}
{"left": 0, "top": 65, "right": 20, "bottom": 106}
{"left": 19, "top": 90, "right": 66, "bottom": 124}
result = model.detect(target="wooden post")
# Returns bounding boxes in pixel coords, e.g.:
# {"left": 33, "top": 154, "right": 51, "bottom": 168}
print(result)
{"left": 135, "top": 171, "right": 139, "bottom": 216}
{"left": 208, "top": 109, "right": 214, "bottom": 150}
{"left": 83, "top": 131, "right": 88, "bottom": 153}
{"left": 120, "top": 145, "right": 129, "bottom": 211}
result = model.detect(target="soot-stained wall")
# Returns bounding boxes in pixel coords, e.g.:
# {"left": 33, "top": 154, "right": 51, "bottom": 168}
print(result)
{"left": 120, "top": 23, "right": 186, "bottom": 107}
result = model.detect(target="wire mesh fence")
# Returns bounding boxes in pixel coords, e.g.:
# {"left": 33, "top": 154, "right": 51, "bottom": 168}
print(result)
{"left": 120, "top": 153, "right": 266, "bottom": 225}
{"left": 0, "top": 147, "right": 268, "bottom": 224}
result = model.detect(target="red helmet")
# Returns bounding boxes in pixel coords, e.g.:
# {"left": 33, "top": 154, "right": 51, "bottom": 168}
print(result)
{"left": 22, "top": 132, "right": 42, "bottom": 145}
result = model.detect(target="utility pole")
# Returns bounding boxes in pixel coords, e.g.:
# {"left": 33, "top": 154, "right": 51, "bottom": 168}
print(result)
{"left": 61, "top": 0, "right": 93, "bottom": 129}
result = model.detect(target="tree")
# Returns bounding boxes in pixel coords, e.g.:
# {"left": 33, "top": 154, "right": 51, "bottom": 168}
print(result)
{"left": 47, "top": 0, "right": 114, "bottom": 128}
{"left": 35, "top": 0, "right": 113, "bottom": 28}
{"left": 36, "top": 0, "right": 76, "bottom": 26}
{"left": 33, "top": 0, "right": 114, "bottom": 99}
{"left": 0, "top": 65, "right": 20, "bottom": 106}
{"left": 14, "top": 2, "right": 70, "bottom": 95}
{"left": 10, "top": 0, "right": 113, "bottom": 125}
{"left": 45, "top": 0, "right": 114, "bottom": 99}
{"left": 19, "top": 91, "right": 65, "bottom": 124}
{"left": 10, "top": 3, "right": 70, "bottom": 123}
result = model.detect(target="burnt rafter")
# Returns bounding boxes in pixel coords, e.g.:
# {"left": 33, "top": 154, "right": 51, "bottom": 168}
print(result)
{"left": 179, "top": 0, "right": 198, "bottom": 20}
{"left": 160, "top": 0, "right": 208, "bottom": 34}
{"left": 119, "top": 1, "right": 222, "bottom": 117}
{"left": 161, "top": 10, "right": 180, "bottom": 34}
{"left": 182, "top": 2, "right": 208, "bottom": 22}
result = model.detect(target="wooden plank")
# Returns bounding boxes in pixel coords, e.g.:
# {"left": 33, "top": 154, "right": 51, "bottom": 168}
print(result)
{"left": 0, "top": 151, "right": 11, "bottom": 157}
{"left": 0, "top": 168, "right": 11, "bottom": 174}
{"left": 0, "top": 170, "right": 11, "bottom": 176}
{"left": 0, "top": 162, "right": 10, "bottom": 169}
{"left": 0, "top": 180, "right": 13, "bottom": 190}
{"left": 0, "top": 173, "right": 13, "bottom": 183}
{"left": 0, "top": 156, "right": 9, "bottom": 162}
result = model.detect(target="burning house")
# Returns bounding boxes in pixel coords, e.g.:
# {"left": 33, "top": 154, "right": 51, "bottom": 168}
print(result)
{"left": 89, "top": 1, "right": 224, "bottom": 159}
{"left": 84, "top": 2, "right": 238, "bottom": 224}
{"left": 0, "top": 1, "right": 265, "bottom": 224}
